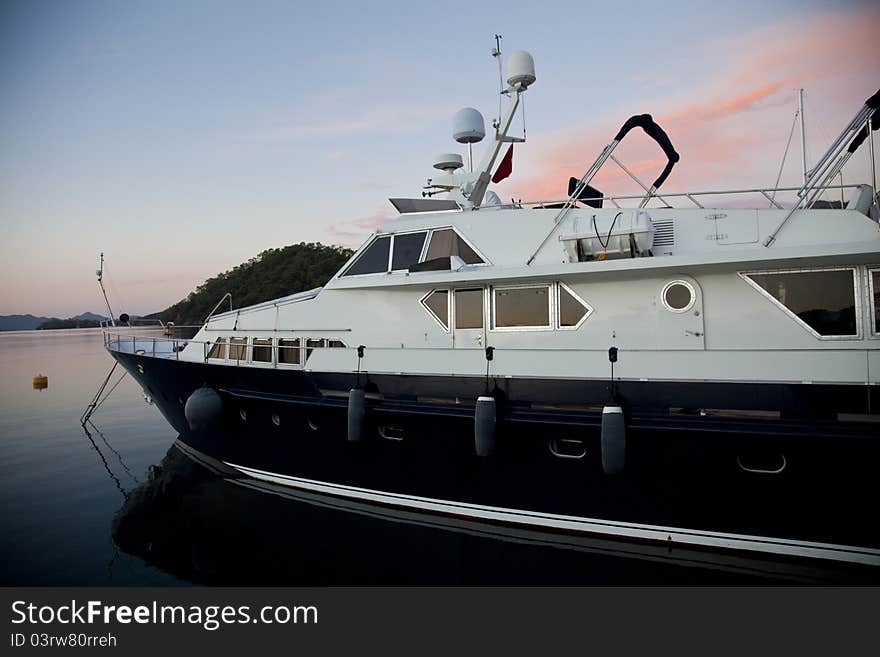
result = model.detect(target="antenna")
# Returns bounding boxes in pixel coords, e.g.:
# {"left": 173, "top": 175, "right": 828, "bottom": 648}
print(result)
{"left": 492, "top": 34, "right": 503, "bottom": 126}
{"left": 96, "top": 253, "right": 116, "bottom": 327}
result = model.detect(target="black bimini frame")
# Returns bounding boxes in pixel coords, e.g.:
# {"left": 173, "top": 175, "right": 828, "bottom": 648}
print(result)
{"left": 528, "top": 113, "right": 680, "bottom": 265}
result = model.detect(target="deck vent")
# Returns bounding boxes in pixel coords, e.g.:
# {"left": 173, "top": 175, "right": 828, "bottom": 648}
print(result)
{"left": 652, "top": 220, "right": 675, "bottom": 248}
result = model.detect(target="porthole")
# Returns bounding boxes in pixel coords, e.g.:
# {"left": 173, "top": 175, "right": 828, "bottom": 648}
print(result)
{"left": 661, "top": 280, "right": 696, "bottom": 313}
{"left": 239, "top": 408, "right": 247, "bottom": 422}
{"left": 307, "top": 417, "right": 319, "bottom": 431}
{"left": 271, "top": 413, "right": 281, "bottom": 427}
{"left": 136, "top": 364, "right": 144, "bottom": 374}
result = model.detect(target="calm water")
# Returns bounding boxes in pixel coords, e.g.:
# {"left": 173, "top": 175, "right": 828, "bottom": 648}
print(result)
{"left": 1, "top": 329, "right": 873, "bottom": 585}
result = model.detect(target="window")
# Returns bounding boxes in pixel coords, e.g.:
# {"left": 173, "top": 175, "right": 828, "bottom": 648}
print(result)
{"left": 207, "top": 337, "right": 227, "bottom": 359}
{"left": 228, "top": 337, "right": 247, "bottom": 361}
{"left": 871, "top": 269, "right": 880, "bottom": 335}
{"left": 493, "top": 286, "right": 551, "bottom": 328}
{"left": 252, "top": 338, "right": 272, "bottom": 363}
{"left": 328, "top": 339, "right": 346, "bottom": 348}
{"left": 455, "top": 289, "right": 483, "bottom": 329}
{"left": 391, "top": 232, "right": 427, "bottom": 270}
{"left": 306, "top": 338, "right": 324, "bottom": 360}
{"left": 558, "top": 283, "right": 592, "bottom": 328}
{"left": 745, "top": 269, "right": 857, "bottom": 337}
{"left": 421, "top": 290, "right": 449, "bottom": 330}
{"left": 343, "top": 236, "right": 391, "bottom": 276}
{"left": 425, "top": 229, "right": 483, "bottom": 264}
{"left": 278, "top": 338, "right": 301, "bottom": 364}
{"left": 661, "top": 280, "right": 696, "bottom": 313}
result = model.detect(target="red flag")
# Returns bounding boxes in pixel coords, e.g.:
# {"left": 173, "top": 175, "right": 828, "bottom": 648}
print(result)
{"left": 491, "top": 144, "right": 514, "bottom": 183}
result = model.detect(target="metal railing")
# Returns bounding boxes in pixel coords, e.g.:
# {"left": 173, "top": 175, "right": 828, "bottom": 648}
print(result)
{"left": 103, "top": 332, "right": 345, "bottom": 365}
{"left": 510, "top": 183, "right": 867, "bottom": 212}
{"left": 103, "top": 330, "right": 878, "bottom": 367}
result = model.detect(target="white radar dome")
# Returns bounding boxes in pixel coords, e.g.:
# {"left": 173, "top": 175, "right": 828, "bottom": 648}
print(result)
{"left": 433, "top": 153, "right": 464, "bottom": 172}
{"left": 506, "top": 50, "right": 536, "bottom": 89}
{"left": 453, "top": 108, "right": 485, "bottom": 144}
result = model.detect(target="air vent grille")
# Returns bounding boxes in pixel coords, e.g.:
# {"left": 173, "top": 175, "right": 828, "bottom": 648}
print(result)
{"left": 653, "top": 220, "right": 675, "bottom": 247}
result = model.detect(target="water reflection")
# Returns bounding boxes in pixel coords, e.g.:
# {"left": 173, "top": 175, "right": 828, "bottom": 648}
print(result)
{"left": 110, "top": 439, "right": 876, "bottom": 585}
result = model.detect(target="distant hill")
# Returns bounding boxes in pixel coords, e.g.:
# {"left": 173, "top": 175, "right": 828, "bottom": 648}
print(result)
{"left": 0, "top": 314, "right": 51, "bottom": 331}
{"left": 72, "top": 312, "right": 108, "bottom": 322}
{"left": 0, "top": 312, "right": 109, "bottom": 331}
{"left": 149, "top": 242, "right": 353, "bottom": 326}
{"left": 37, "top": 317, "right": 103, "bottom": 330}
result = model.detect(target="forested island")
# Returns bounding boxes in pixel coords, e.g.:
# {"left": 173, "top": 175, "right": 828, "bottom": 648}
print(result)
{"left": 149, "top": 242, "right": 353, "bottom": 325}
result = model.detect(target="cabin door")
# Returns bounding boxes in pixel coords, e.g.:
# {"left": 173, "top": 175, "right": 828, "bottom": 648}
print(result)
{"left": 452, "top": 288, "right": 486, "bottom": 349}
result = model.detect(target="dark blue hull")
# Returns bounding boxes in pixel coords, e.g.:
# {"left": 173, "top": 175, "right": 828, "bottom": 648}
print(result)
{"left": 110, "top": 349, "right": 880, "bottom": 563}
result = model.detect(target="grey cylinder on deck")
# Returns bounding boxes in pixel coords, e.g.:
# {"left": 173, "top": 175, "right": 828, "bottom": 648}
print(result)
{"left": 474, "top": 396, "right": 497, "bottom": 457}
{"left": 347, "top": 388, "right": 366, "bottom": 442}
{"left": 601, "top": 405, "right": 626, "bottom": 474}
{"left": 184, "top": 386, "right": 223, "bottom": 431}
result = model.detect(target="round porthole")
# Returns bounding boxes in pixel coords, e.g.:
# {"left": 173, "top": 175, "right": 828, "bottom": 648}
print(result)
{"left": 307, "top": 417, "right": 319, "bottom": 432}
{"left": 661, "top": 280, "right": 696, "bottom": 313}
{"left": 136, "top": 364, "right": 144, "bottom": 374}
{"left": 239, "top": 408, "right": 247, "bottom": 422}
{"left": 271, "top": 413, "right": 281, "bottom": 427}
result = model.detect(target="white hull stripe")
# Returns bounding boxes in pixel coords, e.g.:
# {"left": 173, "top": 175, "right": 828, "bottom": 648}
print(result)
{"left": 225, "top": 461, "right": 880, "bottom": 566}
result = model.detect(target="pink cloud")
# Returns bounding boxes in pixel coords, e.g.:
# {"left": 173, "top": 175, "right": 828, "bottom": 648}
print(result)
{"left": 505, "top": 5, "right": 879, "bottom": 204}
{"left": 327, "top": 208, "right": 391, "bottom": 247}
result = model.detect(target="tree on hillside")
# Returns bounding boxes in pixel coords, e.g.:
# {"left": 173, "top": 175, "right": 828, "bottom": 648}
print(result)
{"left": 150, "top": 242, "right": 353, "bottom": 325}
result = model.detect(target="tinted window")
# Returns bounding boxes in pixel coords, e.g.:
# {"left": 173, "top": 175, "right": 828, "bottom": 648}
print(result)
{"left": 663, "top": 282, "right": 694, "bottom": 311}
{"left": 306, "top": 338, "right": 324, "bottom": 360}
{"left": 208, "top": 337, "right": 226, "bottom": 359}
{"left": 455, "top": 289, "right": 483, "bottom": 329}
{"left": 344, "top": 236, "right": 390, "bottom": 276}
{"left": 747, "top": 270, "right": 856, "bottom": 336}
{"left": 252, "top": 338, "right": 272, "bottom": 362}
{"left": 392, "top": 232, "right": 427, "bottom": 270}
{"left": 278, "top": 338, "right": 300, "bottom": 364}
{"left": 422, "top": 290, "right": 449, "bottom": 329}
{"left": 229, "top": 337, "right": 247, "bottom": 361}
{"left": 425, "top": 229, "right": 483, "bottom": 264}
{"left": 494, "top": 286, "right": 550, "bottom": 328}
{"left": 559, "top": 285, "right": 590, "bottom": 327}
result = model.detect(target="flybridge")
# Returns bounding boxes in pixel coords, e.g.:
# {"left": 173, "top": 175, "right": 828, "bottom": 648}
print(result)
{"left": 390, "top": 40, "right": 880, "bottom": 262}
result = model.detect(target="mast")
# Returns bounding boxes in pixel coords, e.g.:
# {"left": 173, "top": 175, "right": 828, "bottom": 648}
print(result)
{"left": 97, "top": 253, "right": 116, "bottom": 327}
{"left": 798, "top": 88, "right": 807, "bottom": 208}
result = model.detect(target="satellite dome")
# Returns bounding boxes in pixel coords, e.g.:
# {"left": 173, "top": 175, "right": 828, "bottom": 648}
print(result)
{"left": 453, "top": 108, "right": 485, "bottom": 144}
{"left": 433, "top": 153, "right": 463, "bottom": 172}
{"left": 506, "top": 50, "right": 536, "bottom": 89}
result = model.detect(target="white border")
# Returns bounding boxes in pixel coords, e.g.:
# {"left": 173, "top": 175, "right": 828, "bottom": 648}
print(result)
{"left": 490, "top": 283, "right": 553, "bottom": 332}
{"left": 661, "top": 279, "right": 696, "bottom": 313}
{"left": 739, "top": 267, "right": 862, "bottom": 340}
{"left": 224, "top": 462, "right": 880, "bottom": 566}
{"left": 557, "top": 281, "right": 594, "bottom": 330}
{"left": 419, "top": 289, "right": 451, "bottom": 332}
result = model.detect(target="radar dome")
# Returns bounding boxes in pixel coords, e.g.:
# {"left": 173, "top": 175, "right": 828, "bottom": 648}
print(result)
{"left": 506, "top": 50, "right": 536, "bottom": 89}
{"left": 453, "top": 108, "right": 485, "bottom": 144}
{"left": 433, "top": 153, "right": 463, "bottom": 172}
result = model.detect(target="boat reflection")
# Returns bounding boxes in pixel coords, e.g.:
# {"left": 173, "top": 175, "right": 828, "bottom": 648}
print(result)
{"left": 109, "top": 439, "right": 878, "bottom": 585}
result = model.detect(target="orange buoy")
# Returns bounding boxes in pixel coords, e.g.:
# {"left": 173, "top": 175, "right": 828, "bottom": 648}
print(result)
{"left": 33, "top": 374, "right": 48, "bottom": 391}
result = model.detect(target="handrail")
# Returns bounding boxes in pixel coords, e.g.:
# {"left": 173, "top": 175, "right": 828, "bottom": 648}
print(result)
{"left": 104, "top": 332, "right": 877, "bottom": 356}
{"left": 513, "top": 183, "right": 865, "bottom": 211}
{"left": 204, "top": 292, "right": 233, "bottom": 324}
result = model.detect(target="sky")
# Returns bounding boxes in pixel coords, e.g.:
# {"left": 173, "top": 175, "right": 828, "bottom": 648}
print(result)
{"left": 1, "top": 0, "right": 877, "bottom": 317}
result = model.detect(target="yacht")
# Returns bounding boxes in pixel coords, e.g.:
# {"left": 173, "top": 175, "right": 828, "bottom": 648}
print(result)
{"left": 102, "top": 47, "right": 880, "bottom": 566}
